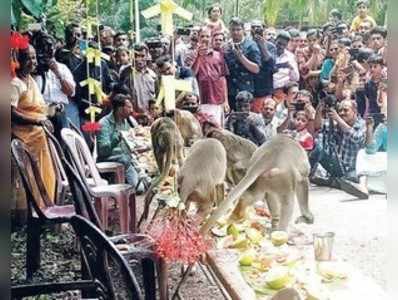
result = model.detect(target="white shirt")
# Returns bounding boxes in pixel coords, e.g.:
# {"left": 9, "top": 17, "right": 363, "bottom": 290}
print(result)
{"left": 262, "top": 117, "right": 279, "bottom": 142}
{"left": 34, "top": 62, "right": 76, "bottom": 105}
{"left": 273, "top": 50, "right": 299, "bottom": 89}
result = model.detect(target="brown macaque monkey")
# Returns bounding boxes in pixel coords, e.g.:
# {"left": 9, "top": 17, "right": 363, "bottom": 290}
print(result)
{"left": 178, "top": 138, "right": 227, "bottom": 221}
{"left": 206, "top": 128, "right": 257, "bottom": 186}
{"left": 140, "top": 117, "right": 185, "bottom": 223}
{"left": 200, "top": 135, "right": 314, "bottom": 234}
{"left": 165, "top": 109, "right": 203, "bottom": 146}
{"left": 206, "top": 128, "right": 272, "bottom": 220}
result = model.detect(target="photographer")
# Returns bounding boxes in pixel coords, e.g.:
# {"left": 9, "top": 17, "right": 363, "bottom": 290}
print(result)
{"left": 277, "top": 89, "right": 316, "bottom": 134}
{"left": 312, "top": 98, "right": 367, "bottom": 199}
{"left": 189, "top": 26, "right": 228, "bottom": 126}
{"left": 251, "top": 20, "right": 276, "bottom": 113}
{"left": 224, "top": 17, "right": 261, "bottom": 111}
{"left": 225, "top": 91, "right": 266, "bottom": 146}
{"left": 31, "top": 31, "right": 77, "bottom": 135}
{"left": 355, "top": 114, "right": 387, "bottom": 196}
{"left": 320, "top": 39, "right": 338, "bottom": 84}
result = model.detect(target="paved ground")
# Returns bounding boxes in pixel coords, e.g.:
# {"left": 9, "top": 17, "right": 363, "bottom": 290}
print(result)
{"left": 292, "top": 184, "right": 387, "bottom": 289}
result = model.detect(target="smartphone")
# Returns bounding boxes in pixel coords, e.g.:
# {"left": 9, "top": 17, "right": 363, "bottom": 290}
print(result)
{"left": 293, "top": 102, "right": 305, "bottom": 111}
{"left": 369, "top": 113, "right": 386, "bottom": 124}
{"left": 79, "top": 39, "right": 88, "bottom": 52}
{"left": 275, "top": 62, "right": 289, "bottom": 69}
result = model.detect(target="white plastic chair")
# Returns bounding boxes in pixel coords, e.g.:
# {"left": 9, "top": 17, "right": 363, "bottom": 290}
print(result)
{"left": 61, "top": 128, "right": 137, "bottom": 233}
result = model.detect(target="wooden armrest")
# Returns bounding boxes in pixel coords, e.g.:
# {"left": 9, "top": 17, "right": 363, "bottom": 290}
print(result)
{"left": 12, "top": 280, "right": 96, "bottom": 298}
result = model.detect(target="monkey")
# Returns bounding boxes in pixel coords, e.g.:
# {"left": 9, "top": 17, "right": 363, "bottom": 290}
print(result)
{"left": 178, "top": 138, "right": 227, "bottom": 221}
{"left": 200, "top": 135, "right": 314, "bottom": 234}
{"left": 165, "top": 109, "right": 203, "bottom": 146}
{"left": 206, "top": 127, "right": 273, "bottom": 221}
{"left": 140, "top": 117, "right": 185, "bottom": 224}
{"left": 206, "top": 127, "right": 257, "bottom": 186}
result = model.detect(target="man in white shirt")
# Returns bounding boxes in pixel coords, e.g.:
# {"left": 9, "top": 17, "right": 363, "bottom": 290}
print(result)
{"left": 261, "top": 97, "right": 279, "bottom": 142}
{"left": 33, "top": 32, "right": 76, "bottom": 136}
{"left": 273, "top": 31, "right": 300, "bottom": 90}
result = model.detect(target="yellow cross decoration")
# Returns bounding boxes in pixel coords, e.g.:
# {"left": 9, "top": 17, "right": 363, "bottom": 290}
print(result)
{"left": 79, "top": 77, "right": 107, "bottom": 104}
{"left": 85, "top": 106, "right": 102, "bottom": 122}
{"left": 85, "top": 47, "right": 110, "bottom": 66}
{"left": 82, "top": 16, "right": 99, "bottom": 38}
{"left": 156, "top": 75, "right": 192, "bottom": 111}
{"left": 141, "top": 0, "right": 193, "bottom": 36}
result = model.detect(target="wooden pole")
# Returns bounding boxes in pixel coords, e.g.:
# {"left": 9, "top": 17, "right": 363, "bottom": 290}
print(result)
{"left": 135, "top": 0, "right": 140, "bottom": 42}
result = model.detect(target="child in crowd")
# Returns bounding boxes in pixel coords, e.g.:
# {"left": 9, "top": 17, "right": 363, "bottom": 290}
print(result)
{"left": 289, "top": 110, "right": 314, "bottom": 151}
{"left": 350, "top": 0, "right": 376, "bottom": 32}
{"left": 115, "top": 47, "right": 131, "bottom": 74}
{"left": 205, "top": 4, "right": 228, "bottom": 36}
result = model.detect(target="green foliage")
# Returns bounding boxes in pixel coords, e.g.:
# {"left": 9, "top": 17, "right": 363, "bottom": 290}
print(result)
{"left": 12, "top": 0, "right": 387, "bottom": 38}
{"left": 262, "top": 0, "right": 387, "bottom": 27}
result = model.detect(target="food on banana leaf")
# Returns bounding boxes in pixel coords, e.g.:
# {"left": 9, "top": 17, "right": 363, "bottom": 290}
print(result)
{"left": 265, "top": 266, "right": 291, "bottom": 290}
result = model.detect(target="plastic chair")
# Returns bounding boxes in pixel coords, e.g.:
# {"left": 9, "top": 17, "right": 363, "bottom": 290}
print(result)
{"left": 12, "top": 215, "right": 145, "bottom": 300}
{"left": 68, "top": 117, "right": 126, "bottom": 184}
{"left": 62, "top": 153, "right": 167, "bottom": 300}
{"left": 61, "top": 128, "right": 136, "bottom": 233}
{"left": 11, "top": 139, "right": 76, "bottom": 279}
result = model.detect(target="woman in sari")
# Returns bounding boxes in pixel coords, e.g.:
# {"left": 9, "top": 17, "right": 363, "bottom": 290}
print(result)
{"left": 11, "top": 44, "right": 56, "bottom": 205}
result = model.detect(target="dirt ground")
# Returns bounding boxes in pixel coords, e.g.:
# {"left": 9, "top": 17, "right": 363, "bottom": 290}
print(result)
{"left": 11, "top": 185, "right": 386, "bottom": 299}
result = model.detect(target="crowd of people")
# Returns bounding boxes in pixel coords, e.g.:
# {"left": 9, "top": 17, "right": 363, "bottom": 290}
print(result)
{"left": 11, "top": 0, "right": 387, "bottom": 204}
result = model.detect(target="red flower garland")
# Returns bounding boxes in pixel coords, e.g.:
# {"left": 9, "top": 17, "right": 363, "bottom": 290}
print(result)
{"left": 147, "top": 210, "right": 211, "bottom": 265}
{"left": 81, "top": 121, "right": 102, "bottom": 133}
{"left": 10, "top": 32, "right": 29, "bottom": 50}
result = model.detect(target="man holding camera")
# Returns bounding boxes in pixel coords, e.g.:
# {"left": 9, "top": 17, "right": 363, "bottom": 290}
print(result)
{"left": 278, "top": 89, "right": 316, "bottom": 134}
{"left": 312, "top": 98, "right": 368, "bottom": 199}
{"left": 188, "top": 26, "right": 228, "bottom": 127}
{"left": 224, "top": 17, "right": 261, "bottom": 111}
{"left": 32, "top": 31, "right": 76, "bottom": 137}
{"left": 251, "top": 20, "right": 276, "bottom": 113}
{"left": 225, "top": 91, "right": 266, "bottom": 146}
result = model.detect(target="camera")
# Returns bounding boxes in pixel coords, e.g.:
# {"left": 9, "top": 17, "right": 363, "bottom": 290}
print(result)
{"left": 293, "top": 102, "right": 305, "bottom": 111}
{"left": 369, "top": 113, "right": 386, "bottom": 124}
{"left": 255, "top": 27, "right": 264, "bottom": 36}
{"left": 349, "top": 48, "right": 359, "bottom": 61}
{"left": 145, "top": 38, "right": 162, "bottom": 49}
{"left": 231, "top": 111, "right": 249, "bottom": 120}
{"left": 323, "top": 94, "right": 337, "bottom": 110}
{"left": 176, "top": 27, "right": 191, "bottom": 36}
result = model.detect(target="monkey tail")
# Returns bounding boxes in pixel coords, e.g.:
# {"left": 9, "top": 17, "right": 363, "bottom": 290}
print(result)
{"left": 140, "top": 134, "right": 174, "bottom": 226}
